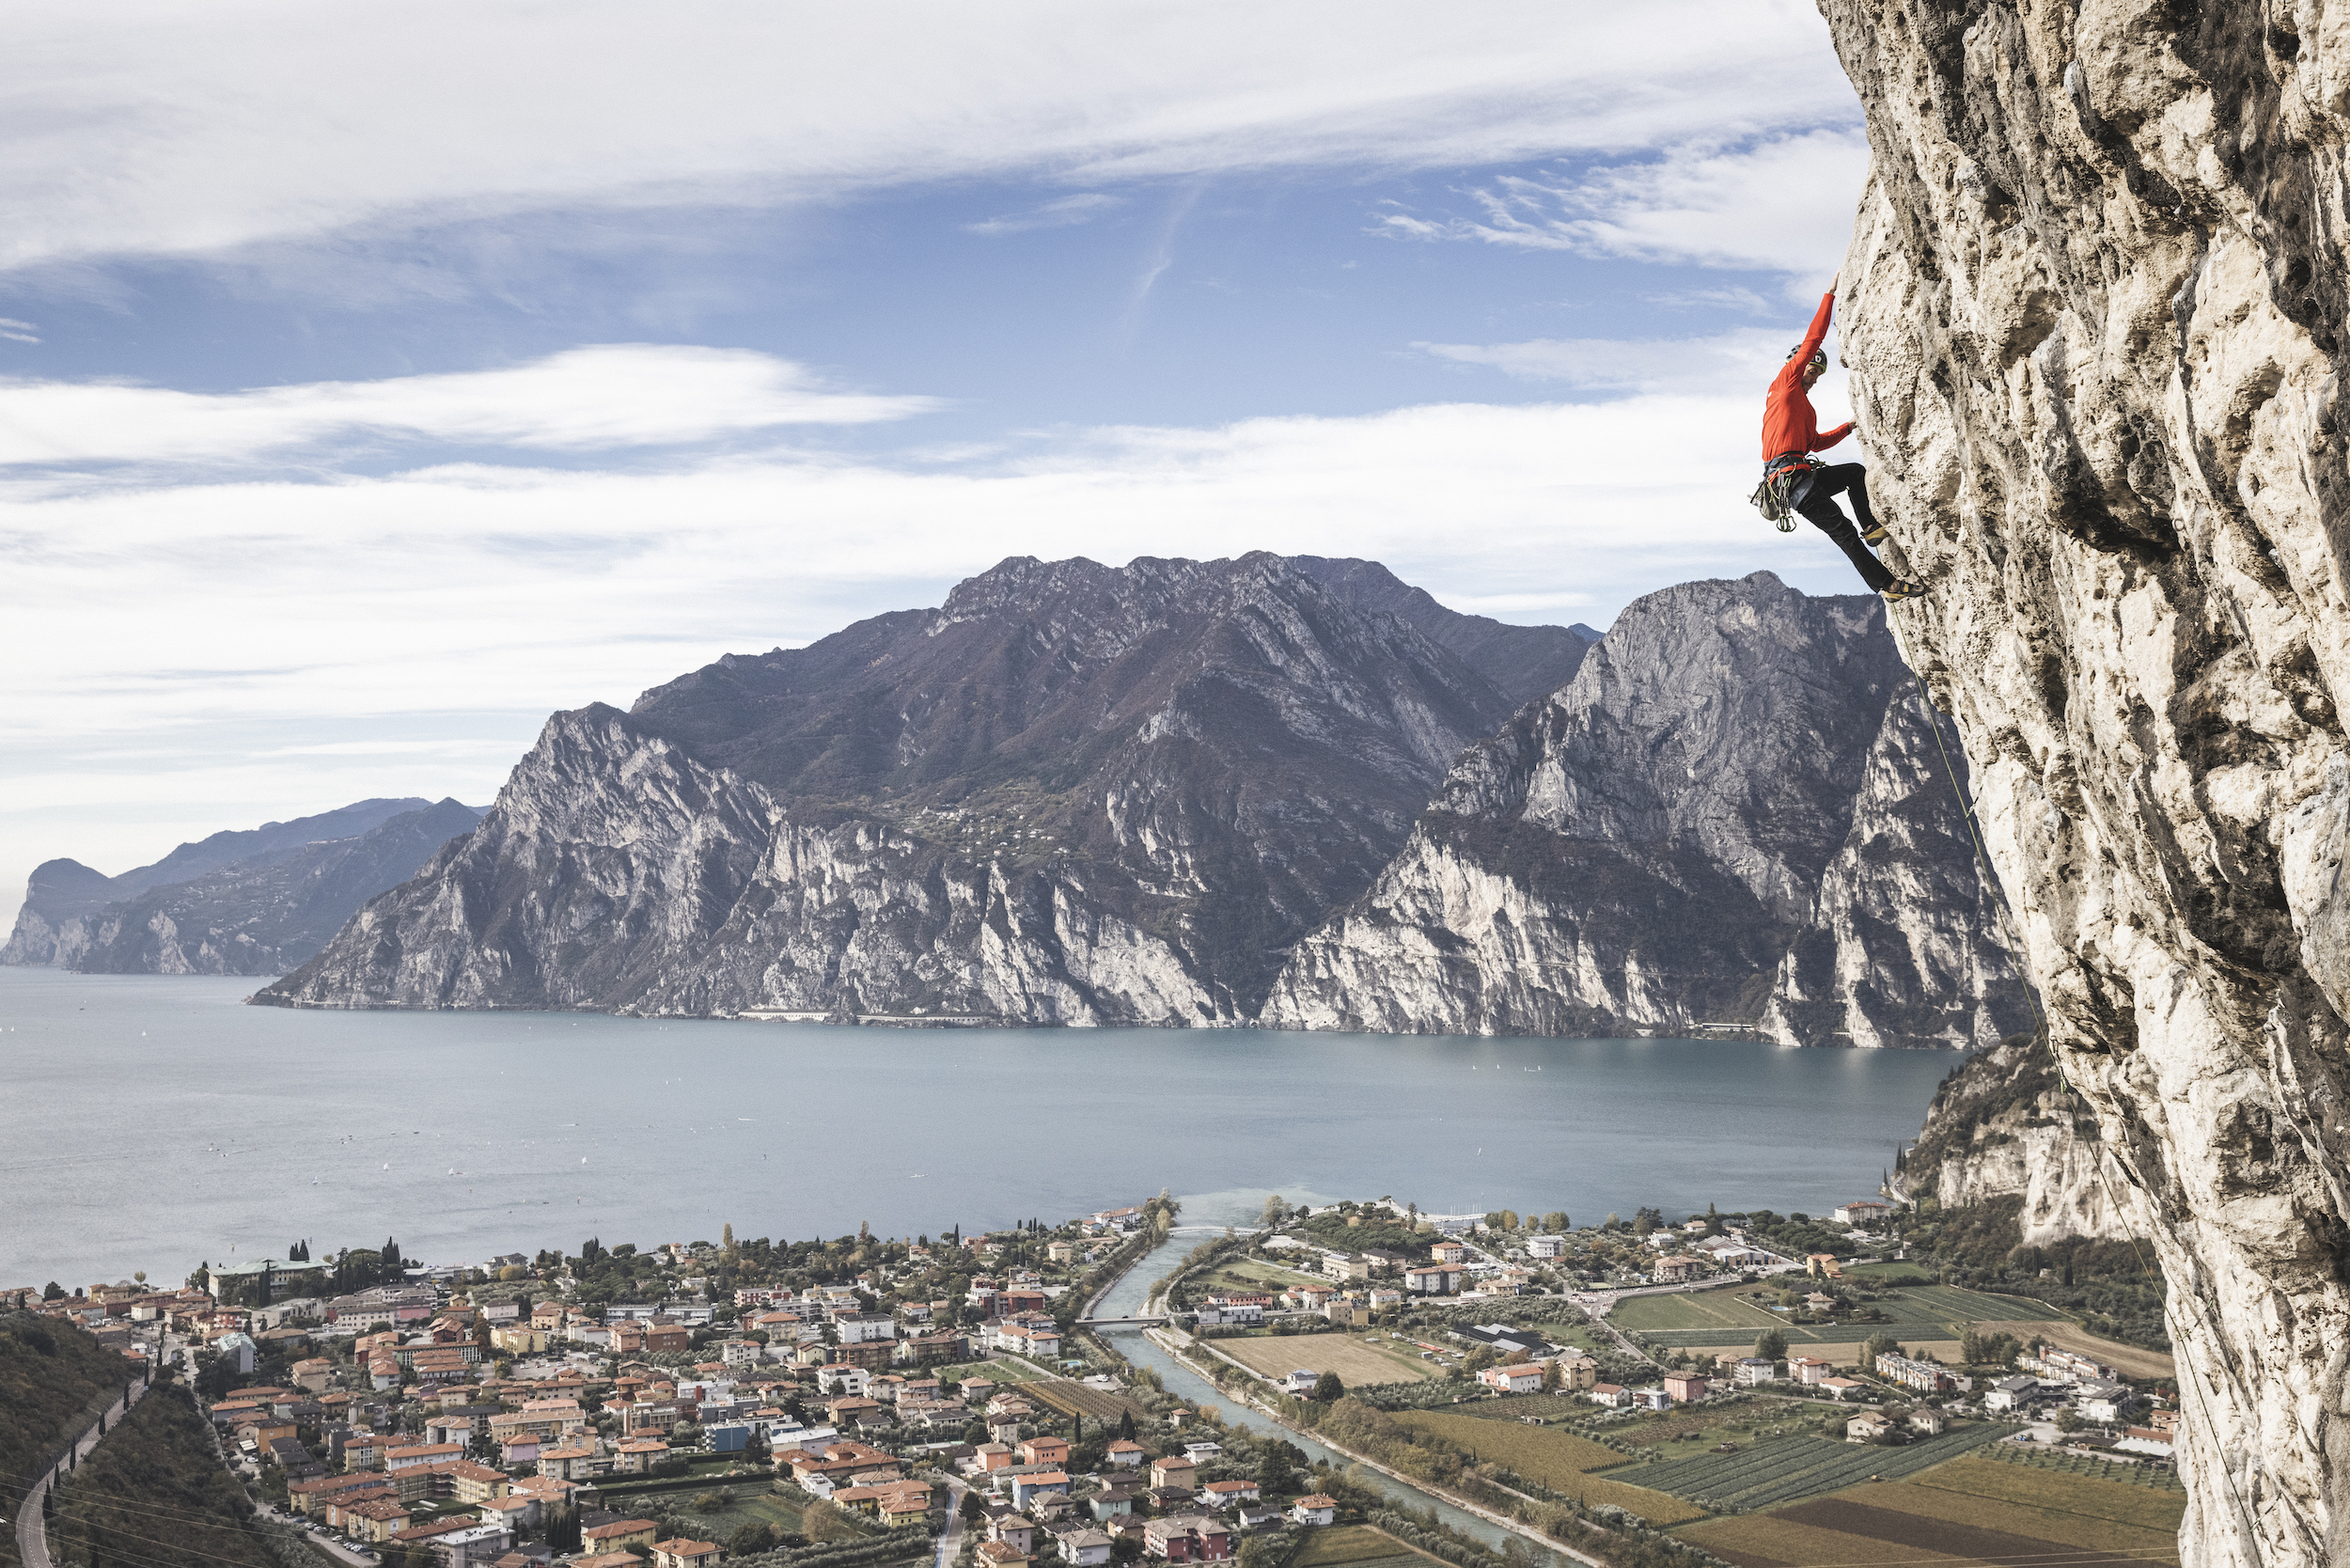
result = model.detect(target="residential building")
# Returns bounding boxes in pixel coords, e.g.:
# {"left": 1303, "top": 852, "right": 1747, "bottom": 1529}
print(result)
{"left": 1010, "top": 1472, "right": 1072, "bottom": 1510}
{"left": 1874, "top": 1354, "right": 1969, "bottom": 1395}
{"left": 1845, "top": 1413, "right": 1891, "bottom": 1442}
{"left": 1059, "top": 1527, "right": 1114, "bottom": 1565}
{"left": 580, "top": 1520, "right": 661, "bottom": 1556}
{"left": 1526, "top": 1236, "right": 1566, "bottom": 1260}
{"left": 652, "top": 1540, "right": 722, "bottom": 1568}
{"left": 1661, "top": 1372, "right": 1708, "bottom": 1403}
{"left": 1143, "top": 1515, "right": 1233, "bottom": 1562}
{"left": 1982, "top": 1374, "right": 2040, "bottom": 1412}
{"left": 2076, "top": 1380, "right": 2133, "bottom": 1424}
{"left": 1731, "top": 1357, "right": 1778, "bottom": 1387}
{"left": 1429, "top": 1242, "right": 1468, "bottom": 1265}
{"left": 1653, "top": 1257, "right": 1706, "bottom": 1284}
{"left": 1588, "top": 1384, "right": 1632, "bottom": 1409}
{"left": 1790, "top": 1356, "right": 1835, "bottom": 1385}
{"left": 1817, "top": 1377, "right": 1867, "bottom": 1400}
{"left": 1831, "top": 1201, "right": 1891, "bottom": 1225}
{"left": 1289, "top": 1496, "right": 1338, "bottom": 1527}
{"left": 1478, "top": 1364, "right": 1543, "bottom": 1395}
{"left": 1105, "top": 1441, "right": 1145, "bottom": 1468}
{"left": 1149, "top": 1456, "right": 1197, "bottom": 1491}
{"left": 1402, "top": 1264, "right": 1466, "bottom": 1294}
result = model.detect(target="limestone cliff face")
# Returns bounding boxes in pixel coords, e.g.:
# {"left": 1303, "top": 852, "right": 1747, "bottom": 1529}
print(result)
{"left": 261, "top": 556, "right": 1524, "bottom": 1021}
{"left": 1, "top": 797, "right": 474, "bottom": 975}
{"left": 1260, "top": 572, "right": 2028, "bottom": 1044}
{"left": 1896, "top": 1034, "right": 2137, "bottom": 1244}
{"left": 1824, "top": 1, "right": 2350, "bottom": 1560}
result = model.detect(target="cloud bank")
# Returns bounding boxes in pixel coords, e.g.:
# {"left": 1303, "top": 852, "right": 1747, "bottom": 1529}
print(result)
{"left": 10, "top": 1, "right": 1854, "bottom": 271}
{"left": 0, "top": 347, "right": 941, "bottom": 469}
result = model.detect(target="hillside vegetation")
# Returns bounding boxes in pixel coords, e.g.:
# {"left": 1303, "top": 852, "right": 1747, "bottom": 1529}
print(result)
{"left": 50, "top": 1381, "right": 277, "bottom": 1568}
{"left": 0, "top": 1313, "right": 140, "bottom": 1568}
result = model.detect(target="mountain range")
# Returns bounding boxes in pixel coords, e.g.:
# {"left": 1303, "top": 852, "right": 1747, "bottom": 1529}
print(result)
{"left": 235, "top": 554, "right": 2020, "bottom": 1044}
{"left": 3, "top": 798, "right": 484, "bottom": 977}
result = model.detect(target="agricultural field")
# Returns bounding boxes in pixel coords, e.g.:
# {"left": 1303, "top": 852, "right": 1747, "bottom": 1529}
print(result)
{"left": 936, "top": 1359, "right": 1046, "bottom": 1385}
{"left": 1200, "top": 1259, "right": 1332, "bottom": 1293}
{"left": 1023, "top": 1378, "right": 1151, "bottom": 1422}
{"left": 1618, "top": 1282, "right": 2076, "bottom": 1354}
{"left": 1677, "top": 1451, "right": 2180, "bottom": 1568}
{"left": 1610, "top": 1290, "right": 1783, "bottom": 1336}
{"left": 659, "top": 1490, "right": 807, "bottom": 1545}
{"left": 1443, "top": 1393, "right": 1615, "bottom": 1424}
{"left": 1386, "top": 1411, "right": 1705, "bottom": 1528}
{"left": 1216, "top": 1333, "right": 1436, "bottom": 1387}
{"left": 1972, "top": 1318, "right": 2176, "bottom": 1379}
{"left": 1287, "top": 1525, "right": 1440, "bottom": 1568}
{"left": 1626, "top": 1423, "right": 2017, "bottom": 1510}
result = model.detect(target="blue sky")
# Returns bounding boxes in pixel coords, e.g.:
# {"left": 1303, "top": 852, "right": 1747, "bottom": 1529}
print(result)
{"left": 1, "top": 0, "right": 1872, "bottom": 917}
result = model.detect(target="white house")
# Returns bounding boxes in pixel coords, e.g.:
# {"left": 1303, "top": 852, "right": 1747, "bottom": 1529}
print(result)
{"left": 1478, "top": 1364, "right": 1544, "bottom": 1395}
{"left": 1290, "top": 1496, "right": 1337, "bottom": 1527}
{"left": 1527, "top": 1236, "right": 1566, "bottom": 1260}
{"left": 2076, "top": 1381, "right": 2132, "bottom": 1424}
{"left": 1982, "top": 1374, "right": 2039, "bottom": 1412}
{"left": 1731, "top": 1357, "right": 1778, "bottom": 1387}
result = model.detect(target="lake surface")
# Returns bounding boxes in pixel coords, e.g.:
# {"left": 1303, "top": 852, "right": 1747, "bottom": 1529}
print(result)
{"left": 0, "top": 967, "right": 1960, "bottom": 1290}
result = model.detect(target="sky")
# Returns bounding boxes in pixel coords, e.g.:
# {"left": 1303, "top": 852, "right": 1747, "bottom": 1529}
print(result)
{"left": 1, "top": 0, "right": 1873, "bottom": 923}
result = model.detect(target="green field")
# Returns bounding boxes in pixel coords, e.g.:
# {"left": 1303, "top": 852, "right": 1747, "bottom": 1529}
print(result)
{"left": 1616, "top": 1284, "right": 2075, "bottom": 1350}
{"left": 658, "top": 1490, "right": 807, "bottom": 1545}
{"left": 936, "top": 1360, "right": 1045, "bottom": 1385}
{"left": 1624, "top": 1423, "right": 2017, "bottom": 1510}
{"left": 1388, "top": 1411, "right": 1705, "bottom": 1527}
{"left": 1288, "top": 1526, "right": 1437, "bottom": 1568}
{"left": 1677, "top": 1449, "right": 2180, "bottom": 1567}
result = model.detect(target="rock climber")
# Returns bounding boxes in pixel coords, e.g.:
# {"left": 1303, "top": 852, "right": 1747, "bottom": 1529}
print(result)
{"left": 1762, "top": 282, "right": 1922, "bottom": 601}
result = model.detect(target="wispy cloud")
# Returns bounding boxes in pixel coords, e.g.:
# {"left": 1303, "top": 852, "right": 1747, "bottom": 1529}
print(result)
{"left": 1373, "top": 131, "right": 1869, "bottom": 278}
{"left": 1413, "top": 329, "right": 1794, "bottom": 395}
{"left": 5, "top": 2, "right": 1856, "bottom": 274}
{"left": 964, "top": 193, "right": 1122, "bottom": 236}
{"left": 0, "top": 318, "right": 38, "bottom": 343}
{"left": 0, "top": 346, "right": 943, "bottom": 470}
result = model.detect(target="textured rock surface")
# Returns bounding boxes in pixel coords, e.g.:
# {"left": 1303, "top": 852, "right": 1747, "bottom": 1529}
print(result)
{"left": 1261, "top": 572, "right": 2027, "bottom": 1043}
{"left": 261, "top": 556, "right": 1528, "bottom": 1020}
{"left": 1, "top": 797, "right": 461, "bottom": 972}
{"left": 1895, "top": 1033, "right": 2136, "bottom": 1244}
{"left": 1824, "top": 1, "right": 2350, "bottom": 1560}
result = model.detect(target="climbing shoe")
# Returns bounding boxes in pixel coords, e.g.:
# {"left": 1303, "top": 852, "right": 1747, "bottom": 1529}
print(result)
{"left": 1862, "top": 523, "right": 1890, "bottom": 544}
{"left": 1881, "top": 577, "right": 1927, "bottom": 602}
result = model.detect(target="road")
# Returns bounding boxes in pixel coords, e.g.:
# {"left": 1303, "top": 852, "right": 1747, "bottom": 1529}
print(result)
{"left": 14, "top": 1375, "right": 149, "bottom": 1568}
{"left": 932, "top": 1476, "right": 968, "bottom": 1568}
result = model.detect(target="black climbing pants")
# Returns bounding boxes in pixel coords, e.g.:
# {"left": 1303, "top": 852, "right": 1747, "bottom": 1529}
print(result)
{"left": 1793, "top": 463, "right": 1893, "bottom": 592}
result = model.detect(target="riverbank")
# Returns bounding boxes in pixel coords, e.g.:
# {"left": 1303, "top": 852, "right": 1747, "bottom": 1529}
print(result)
{"left": 1145, "top": 1325, "right": 1615, "bottom": 1568}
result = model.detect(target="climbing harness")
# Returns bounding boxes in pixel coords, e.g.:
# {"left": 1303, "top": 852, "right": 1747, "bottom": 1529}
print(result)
{"left": 1748, "top": 454, "right": 1822, "bottom": 532}
{"left": 1885, "top": 613, "right": 2271, "bottom": 1568}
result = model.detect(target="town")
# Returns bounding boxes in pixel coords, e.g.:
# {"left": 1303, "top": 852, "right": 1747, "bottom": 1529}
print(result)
{"left": 4, "top": 1193, "right": 2185, "bottom": 1568}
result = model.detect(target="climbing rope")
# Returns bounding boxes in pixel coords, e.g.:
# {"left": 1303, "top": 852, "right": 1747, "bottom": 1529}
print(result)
{"left": 1885, "top": 609, "right": 2270, "bottom": 1568}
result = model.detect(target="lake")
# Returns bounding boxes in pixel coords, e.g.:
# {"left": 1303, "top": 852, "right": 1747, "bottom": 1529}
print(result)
{"left": 0, "top": 967, "right": 1959, "bottom": 1290}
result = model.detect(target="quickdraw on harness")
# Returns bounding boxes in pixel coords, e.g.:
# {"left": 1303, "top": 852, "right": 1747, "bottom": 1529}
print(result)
{"left": 1748, "top": 453, "right": 1822, "bottom": 532}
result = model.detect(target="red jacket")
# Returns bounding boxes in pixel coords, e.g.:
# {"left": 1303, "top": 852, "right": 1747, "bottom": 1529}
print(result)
{"left": 1762, "top": 291, "right": 1853, "bottom": 463}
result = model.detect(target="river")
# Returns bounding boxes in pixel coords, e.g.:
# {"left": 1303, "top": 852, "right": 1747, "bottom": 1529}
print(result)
{"left": 1089, "top": 1230, "right": 1560, "bottom": 1562}
{"left": 0, "top": 968, "right": 1958, "bottom": 1290}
